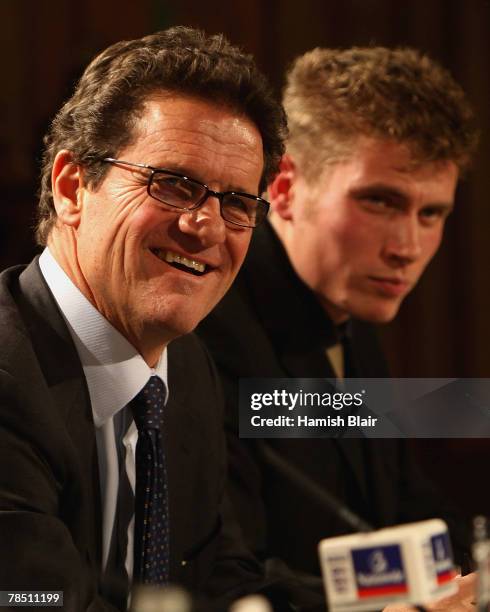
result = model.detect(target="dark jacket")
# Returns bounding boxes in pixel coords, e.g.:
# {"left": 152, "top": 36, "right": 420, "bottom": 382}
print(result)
{"left": 197, "top": 221, "right": 470, "bottom": 575}
{"left": 0, "top": 259, "right": 271, "bottom": 611}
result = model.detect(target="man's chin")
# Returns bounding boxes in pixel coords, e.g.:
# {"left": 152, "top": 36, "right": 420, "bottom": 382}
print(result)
{"left": 353, "top": 302, "right": 402, "bottom": 324}
{"left": 154, "top": 308, "right": 214, "bottom": 339}
{"left": 322, "top": 293, "right": 403, "bottom": 324}
{"left": 342, "top": 294, "right": 403, "bottom": 324}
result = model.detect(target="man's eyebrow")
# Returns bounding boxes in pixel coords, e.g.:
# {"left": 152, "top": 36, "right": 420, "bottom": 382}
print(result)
{"left": 349, "top": 183, "right": 454, "bottom": 210}
{"left": 150, "top": 162, "right": 194, "bottom": 176}
{"left": 349, "top": 183, "right": 409, "bottom": 202}
{"left": 152, "top": 162, "right": 257, "bottom": 194}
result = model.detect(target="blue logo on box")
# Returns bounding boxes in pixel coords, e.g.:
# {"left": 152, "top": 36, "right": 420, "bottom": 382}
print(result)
{"left": 352, "top": 544, "right": 407, "bottom": 598}
{"left": 431, "top": 533, "right": 455, "bottom": 584}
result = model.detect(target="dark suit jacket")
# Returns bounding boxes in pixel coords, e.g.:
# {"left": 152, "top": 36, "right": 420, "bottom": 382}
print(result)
{"left": 0, "top": 259, "right": 272, "bottom": 611}
{"left": 197, "top": 222, "right": 469, "bottom": 576}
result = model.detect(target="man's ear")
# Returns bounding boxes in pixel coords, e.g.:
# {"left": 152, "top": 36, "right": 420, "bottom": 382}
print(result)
{"left": 268, "top": 154, "right": 296, "bottom": 221}
{"left": 51, "top": 150, "right": 83, "bottom": 228}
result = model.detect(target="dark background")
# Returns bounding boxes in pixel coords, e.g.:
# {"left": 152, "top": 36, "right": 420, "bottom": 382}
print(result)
{"left": 1, "top": 0, "right": 489, "bottom": 518}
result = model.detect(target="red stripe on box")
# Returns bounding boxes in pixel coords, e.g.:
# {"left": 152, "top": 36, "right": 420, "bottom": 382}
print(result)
{"left": 358, "top": 584, "right": 408, "bottom": 598}
{"left": 437, "top": 570, "right": 456, "bottom": 584}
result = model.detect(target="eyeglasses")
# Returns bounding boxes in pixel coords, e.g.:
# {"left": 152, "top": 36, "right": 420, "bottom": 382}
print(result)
{"left": 101, "top": 158, "right": 269, "bottom": 228}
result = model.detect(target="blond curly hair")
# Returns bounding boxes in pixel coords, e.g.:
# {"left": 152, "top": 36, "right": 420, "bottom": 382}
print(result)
{"left": 284, "top": 46, "right": 478, "bottom": 179}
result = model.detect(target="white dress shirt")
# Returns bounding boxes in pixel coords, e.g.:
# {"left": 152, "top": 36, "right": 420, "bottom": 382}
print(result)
{"left": 39, "top": 248, "right": 168, "bottom": 582}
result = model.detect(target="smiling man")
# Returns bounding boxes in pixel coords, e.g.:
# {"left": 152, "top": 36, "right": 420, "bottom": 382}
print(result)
{"left": 47, "top": 95, "right": 264, "bottom": 364}
{"left": 0, "top": 28, "right": 287, "bottom": 611}
{"left": 198, "top": 47, "right": 478, "bottom": 575}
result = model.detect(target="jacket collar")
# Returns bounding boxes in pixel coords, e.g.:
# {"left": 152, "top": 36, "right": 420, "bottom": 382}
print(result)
{"left": 17, "top": 258, "right": 103, "bottom": 569}
{"left": 240, "top": 221, "right": 343, "bottom": 376}
{"left": 237, "top": 223, "right": 369, "bottom": 498}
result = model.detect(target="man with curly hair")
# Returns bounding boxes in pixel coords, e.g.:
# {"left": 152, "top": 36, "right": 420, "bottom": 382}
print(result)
{"left": 198, "top": 46, "right": 478, "bottom": 576}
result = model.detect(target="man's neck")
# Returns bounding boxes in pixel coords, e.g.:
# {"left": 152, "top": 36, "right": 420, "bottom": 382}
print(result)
{"left": 46, "top": 235, "right": 170, "bottom": 367}
{"left": 269, "top": 213, "right": 350, "bottom": 325}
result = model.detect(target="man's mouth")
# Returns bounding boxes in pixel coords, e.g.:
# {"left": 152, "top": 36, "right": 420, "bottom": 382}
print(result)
{"left": 150, "top": 248, "right": 208, "bottom": 276}
{"left": 368, "top": 276, "right": 409, "bottom": 297}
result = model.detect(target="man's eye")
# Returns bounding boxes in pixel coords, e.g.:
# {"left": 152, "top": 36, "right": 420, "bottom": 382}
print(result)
{"left": 161, "top": 178, "right": 193, "bottom": 198}
{"left": 420, "top": 207, "right": 442, "bottom": 217}
{"left": 223, "top": 195, "right": 254, "bottom": 224}
{"left": 226, "top": 195, "right": 248, "bottom": 210}
{"left": 152, "top": 176, "right": 199, "bottom": 204}
{"left": 362, "top": 195, "right": 390, "bottom": 209}
{"left": 419, "top": 207, "right": 446, "bottom": 224}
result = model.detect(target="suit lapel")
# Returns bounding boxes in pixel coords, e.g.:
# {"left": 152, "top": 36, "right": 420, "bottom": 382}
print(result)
{"left": 52, "top": 377, "right": 102, "bottom": 569}
{"left": 17, "top": 259, "right": 102, "bottom": 569}
{"left": 280, "top": 347, "right": 369, "bottom": 507}
{"left": 244, "top": 224, "right": 370, "bottom": 508}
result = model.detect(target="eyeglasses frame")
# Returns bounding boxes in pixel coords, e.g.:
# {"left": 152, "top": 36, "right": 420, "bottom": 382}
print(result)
{"left": 101, "top": 158, "right": 269, "bottom": 228}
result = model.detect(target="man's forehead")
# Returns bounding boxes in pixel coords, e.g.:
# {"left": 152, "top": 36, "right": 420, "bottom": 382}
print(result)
{"left": 135, "top": 93, "right": 250, "bottom": 132}
{"left": 315, "top": 136, "right": 459, "bottom": 184}
{"left": 125, "top": 95, "right": 262, "bottom": 159}
{"left": 110, "top": 94, "right": 264, "bottom": 193}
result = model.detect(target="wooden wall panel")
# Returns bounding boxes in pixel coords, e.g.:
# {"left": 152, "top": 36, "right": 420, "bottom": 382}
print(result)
{"left": 1, "top": 0, "right": 489, "bottom": 378}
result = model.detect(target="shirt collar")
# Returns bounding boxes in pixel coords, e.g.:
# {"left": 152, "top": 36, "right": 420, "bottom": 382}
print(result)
{"left": 39, "top": 248, "right": 168, "bottom": 427}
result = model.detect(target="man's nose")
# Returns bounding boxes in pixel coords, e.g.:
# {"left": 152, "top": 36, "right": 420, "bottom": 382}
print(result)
{"left": 384, "top": 216, "right": 422, "bottom": 265}
{"left": 177, "top": 196, "right": 226, "bottom": 246}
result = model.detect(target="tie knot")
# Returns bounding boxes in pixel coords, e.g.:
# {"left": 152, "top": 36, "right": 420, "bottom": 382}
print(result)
{"left": 131, "top": 376, "right": 166, "bottom": 431}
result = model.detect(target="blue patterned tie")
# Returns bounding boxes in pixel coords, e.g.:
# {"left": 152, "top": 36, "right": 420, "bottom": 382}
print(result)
{"left": 131, "top": 376, "right": 170, "bottom": 585}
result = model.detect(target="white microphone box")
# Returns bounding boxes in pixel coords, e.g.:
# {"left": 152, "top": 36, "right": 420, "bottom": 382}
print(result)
{"left": 318, "top": 519, "right": 457, "bottom": 612}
